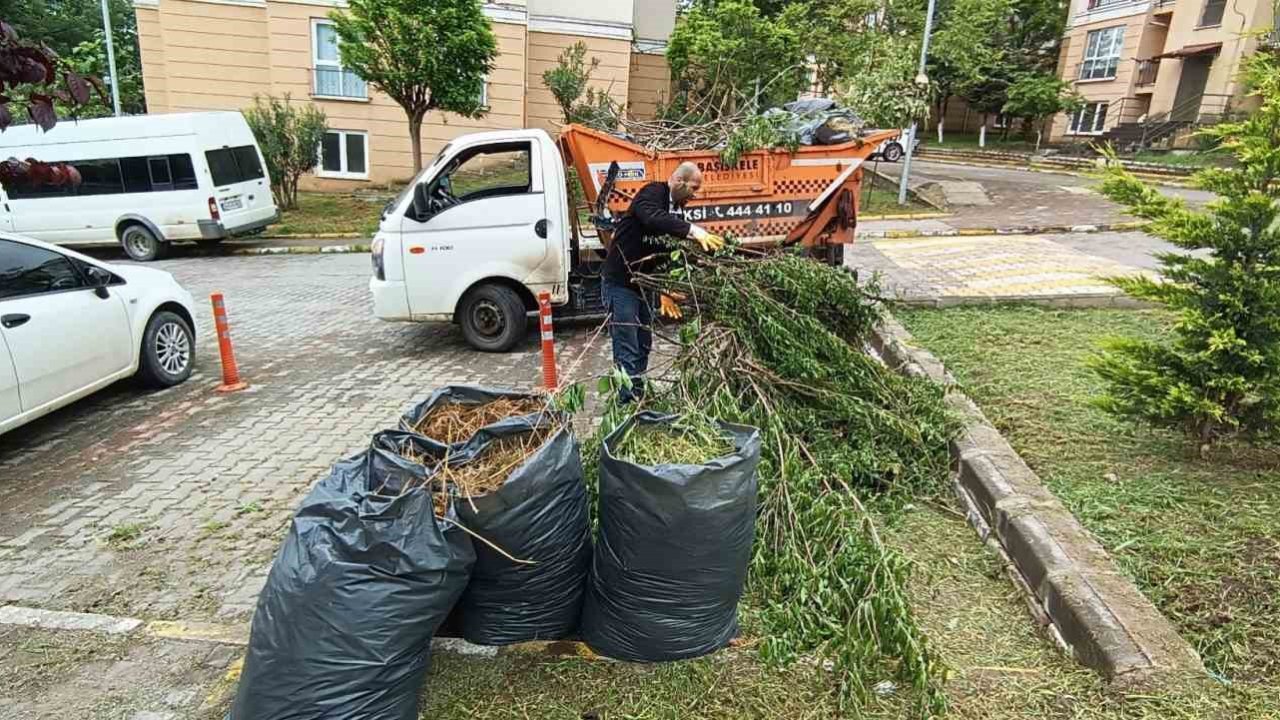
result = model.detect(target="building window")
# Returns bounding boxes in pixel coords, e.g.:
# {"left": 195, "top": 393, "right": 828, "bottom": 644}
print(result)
{"left": 312, "top": 20, "right": 367, "bottom": 100}
{"left": 1068, "top": 102, "right": 1109, "bottom": 134}
{"left": 479, "top": 77, "right": 489, "bottom": 109}
{"left": 1198, "top": 0, "right": 1226, "bottom": 26}
{"left": 318, "top": 130, "right": 368, "bottom": 179}
{"left": 1079, "top": 26, "right": 1125, "bottom": 81}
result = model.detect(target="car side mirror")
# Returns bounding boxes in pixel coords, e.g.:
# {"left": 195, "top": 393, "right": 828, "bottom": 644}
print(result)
{"left": 85, "top": 265, "right": 111, "bottom": 288}
{"left": 412, "top": 183, "right": 430, "bottom": 221}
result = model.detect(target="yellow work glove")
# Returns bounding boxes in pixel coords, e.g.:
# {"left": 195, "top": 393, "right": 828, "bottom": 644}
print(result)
{"left": 698, "top": 233, "right": 725, "bottom": 253}
{"left": 689, "top": 225, "right": 725, "bottom": 253}
{"left": 658, "top": 294, "right": 683, "bottom": 320}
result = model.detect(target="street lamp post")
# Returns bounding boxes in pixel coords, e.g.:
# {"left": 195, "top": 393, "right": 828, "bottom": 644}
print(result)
{"left": 897, "top": 0, "right": 938, "bottom": 205}
{"left": 100, "top": 0, "right": 122, "bottom": 116}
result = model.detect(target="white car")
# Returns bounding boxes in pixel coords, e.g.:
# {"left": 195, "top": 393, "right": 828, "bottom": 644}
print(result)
{"left": 0, "top": 232, "right": 198, "bottom": 434}
{"left": 873, "top": 129, "right": 920, "bottom": 163}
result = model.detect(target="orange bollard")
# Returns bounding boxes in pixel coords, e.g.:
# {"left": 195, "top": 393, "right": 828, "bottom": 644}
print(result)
{"left": 537, "top": 291, "right": 558, "bottom": 391}
{"left": 210, "top": 292, "right": 249, "bottom": 393}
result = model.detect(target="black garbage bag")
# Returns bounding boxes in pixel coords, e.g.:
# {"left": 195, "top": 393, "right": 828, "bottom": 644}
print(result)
{"left": 398, "top": 385, "right": 539, "bottom": 451}
{"left": 580, "top": 411, "right": 761, "bottom": 662}
{"left": 374, "top": 412, "right": 591, "bottom": 646}
{"left": 228, "top": 446, "right": 474, "bottom": 720}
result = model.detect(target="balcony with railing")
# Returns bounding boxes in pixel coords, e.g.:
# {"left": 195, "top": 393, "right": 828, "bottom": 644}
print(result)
{"left": 312, "top": 66, "right": 367, "bottom": 101}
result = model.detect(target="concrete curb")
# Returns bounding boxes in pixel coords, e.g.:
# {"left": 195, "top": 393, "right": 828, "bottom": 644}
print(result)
{"left": 868, "top": 316, "right": 1206, "bottom": 688}
{"left": 911, "top": 153, "right": 1198, "bottom": 186}
{"left": 0, "top": 604, "right": 599, "bottom": 660}
{"left": 258, "top": 233, "right": 365, "bottom": 240}
{"left": 859, "top": 221, "right": 1148, "bottom": 240}
{"left": 892, "top": 293, "right": 1157, "bottom": 310}
{"left": 224, "top": 243, "right": 371, "bottom": 256}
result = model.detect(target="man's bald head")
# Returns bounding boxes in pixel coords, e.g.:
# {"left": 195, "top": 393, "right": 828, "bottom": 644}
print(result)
{"left": 669, "top": 161, "right": 703, "bottom": 205}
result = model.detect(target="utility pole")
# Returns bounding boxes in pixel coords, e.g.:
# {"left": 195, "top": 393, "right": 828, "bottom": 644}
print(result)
{"left": 100, "top": 0, "right": 122, "bottom": 116}
{"left": 897, "top": 0, "right": 937, "bottom": 205}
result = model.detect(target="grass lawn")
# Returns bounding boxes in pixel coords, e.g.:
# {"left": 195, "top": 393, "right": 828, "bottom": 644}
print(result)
{"left": 898, "top": 306, "right": 1280, "bottom": 709}
{"left": 1130, "top": 150, "right": 1233, "bottom": 169}
{"left": 861, "top": 177, "right": 941, "bottom": 218}
{"left": 418, "top": 499, "right": 1263, "bottom": 718}
{"left": 922, "top": 132, "right": 1041, "bottom": 153}
{"left": 270, "top": 192, "right": 384, "bottom": 237}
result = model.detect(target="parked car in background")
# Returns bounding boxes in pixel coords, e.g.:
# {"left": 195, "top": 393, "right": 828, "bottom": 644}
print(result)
{"left": 0, "top": 232, "right": 197, "bottom": 434}
{"left": 871, "top": 129, "right": 919, "bottom": 163}
{"left": 0, "top": 112, "right": 278, "bottom": 262}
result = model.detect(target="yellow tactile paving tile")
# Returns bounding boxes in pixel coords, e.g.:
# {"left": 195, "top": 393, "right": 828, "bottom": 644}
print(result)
{"left": 871, "top": 234, "right": 1152, "bottom": 298}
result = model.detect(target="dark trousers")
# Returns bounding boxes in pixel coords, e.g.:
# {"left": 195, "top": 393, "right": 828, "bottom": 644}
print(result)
{"left": 602, "top": 279, "right": 652, "bottom": 404}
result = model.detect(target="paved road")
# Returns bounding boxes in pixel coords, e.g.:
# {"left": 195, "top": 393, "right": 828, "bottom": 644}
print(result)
{"left": 0, "top": 253, "right": 612, "bottom": 624}
{"left": 874, "top": 159, "right": 1214, "bottom": 229}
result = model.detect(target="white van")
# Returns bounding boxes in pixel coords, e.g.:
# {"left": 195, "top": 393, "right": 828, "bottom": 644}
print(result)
{"left": 0, "top": 112, "right": 278, "bottom": 261}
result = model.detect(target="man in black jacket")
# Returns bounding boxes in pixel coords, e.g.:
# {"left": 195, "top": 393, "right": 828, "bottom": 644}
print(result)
{"left": 601, "top": 161, "right": 724, "bottom": 403}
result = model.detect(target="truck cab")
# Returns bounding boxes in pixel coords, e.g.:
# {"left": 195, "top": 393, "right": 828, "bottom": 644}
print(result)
{"left": 370, "top": 129, "right": 575, "bottom": 351}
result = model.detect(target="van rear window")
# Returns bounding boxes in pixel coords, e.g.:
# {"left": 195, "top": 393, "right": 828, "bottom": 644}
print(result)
{"left": 206, "top": 145, "right": 265, "bottom": 186}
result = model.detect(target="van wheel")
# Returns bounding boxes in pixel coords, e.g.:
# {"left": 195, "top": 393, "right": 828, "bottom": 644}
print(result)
{"left": 120, "top": 224, "right": 168, "bottom": 262}
{"left": 138, "top": 310, "right": 194, "bottom": 388}
{"left": 459, "top": 284, "right": 528, "bottom": 353}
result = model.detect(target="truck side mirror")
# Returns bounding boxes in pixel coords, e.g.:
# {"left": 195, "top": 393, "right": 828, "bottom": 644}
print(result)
{"left": 412, "top": 182, "right": 430, "bottom": 220}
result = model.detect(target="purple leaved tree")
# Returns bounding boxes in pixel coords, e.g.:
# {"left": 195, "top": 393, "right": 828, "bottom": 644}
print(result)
{"left": 0, "top": 19, "right": 106, "bottom": 193}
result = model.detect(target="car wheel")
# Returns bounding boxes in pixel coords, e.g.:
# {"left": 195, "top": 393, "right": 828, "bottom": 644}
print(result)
{"left": 882, "top": 142, "right": 904, "bottom": 162}
{"left": 459, "top": 284, "right": 528, "bottom": 353}
{"left": 120, "top": 223, "right": 169, "bottom": 262}
{"left": 138, "top": 310, "right": 195, "bottom": 388}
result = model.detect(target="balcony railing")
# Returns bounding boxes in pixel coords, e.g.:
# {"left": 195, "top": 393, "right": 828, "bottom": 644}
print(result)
{"left": 312, "top": 67, "right": 367, "bottom": 100}
{"left": 1085, "top": 0, "right": 1143, "bottom": 10}
{"left": 1135, "top": 59, "right": 1160, "bottom": 86}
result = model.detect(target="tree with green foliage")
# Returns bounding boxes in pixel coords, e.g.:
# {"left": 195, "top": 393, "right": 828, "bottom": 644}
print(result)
{"left": 1002, "top": 72, "right": 1082, "bottom": 150}
{"left": 242, "top": 94, "right": 328, "bottom": 211}
{"left": 838, "top": 46, "right": 932, "bottom": 129}
{"left": 920, "top": 0, "right": 1012, "bottom": 141}
{"left": 543, "top": 41, "right": 597, "bottom": 124}
{"left": 328, "top": 0, "right": 496, "bottom": 175}
{"left": 666, "top": 0, "right": 806, "bottom": 119}
{"left": 1, "top": 0, "right": 145, "bottom": 114}
{"left": 1090, "top": 52, "right": 1280, "bottom": 454}
{"left": 540, "top": 40, "right": 622, "bottom": 131}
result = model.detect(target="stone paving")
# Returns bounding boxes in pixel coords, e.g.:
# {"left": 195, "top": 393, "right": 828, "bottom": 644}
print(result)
{"left": 847, "top": 231, "right": 1166, "bottom": 303}
{"left": 0, "top": 253, "right": 613, "bottom": 628}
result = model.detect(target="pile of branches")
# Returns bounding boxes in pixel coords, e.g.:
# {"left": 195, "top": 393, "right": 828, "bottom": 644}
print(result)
{"left": 619, "top": 112, "right": 801, "bottom": 168}
{"left": 632, "top": 253, "right": 957, "bottom": 714}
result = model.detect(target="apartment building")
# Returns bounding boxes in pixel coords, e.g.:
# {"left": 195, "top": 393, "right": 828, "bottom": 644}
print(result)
{"left": 1051, "top": 0, "right": 1277, "bottom": 143}
{"left": 133, "top": 0, "right": 677, "bottom": 187}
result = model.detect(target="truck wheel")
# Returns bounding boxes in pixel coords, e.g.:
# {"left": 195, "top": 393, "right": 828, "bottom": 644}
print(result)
{"left": 459, "top": 284, "right": 528, "bottom": 352}
{"left": 120, "top": 223, "right": 168, "bottom": 262}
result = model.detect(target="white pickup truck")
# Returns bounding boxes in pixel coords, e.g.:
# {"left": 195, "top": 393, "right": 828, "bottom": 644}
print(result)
{"left": 369, "top": 125, "right": 890, "bottom": 351}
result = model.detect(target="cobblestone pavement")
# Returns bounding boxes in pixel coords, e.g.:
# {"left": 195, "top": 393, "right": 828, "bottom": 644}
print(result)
{"left": 847, "top": 231, "right": 1167, "bottom": 302}
{"left": 0, "top": 253, "right": 613, "bottom": 627}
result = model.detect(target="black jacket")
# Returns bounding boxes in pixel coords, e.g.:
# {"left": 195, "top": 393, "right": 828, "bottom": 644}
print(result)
{"left": 601, "top": 181, "right": 692, "bottom": 289}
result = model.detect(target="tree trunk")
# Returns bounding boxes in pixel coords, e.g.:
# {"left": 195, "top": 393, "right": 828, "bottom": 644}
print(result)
{"left": 979, "top": 120, "right": 987, "bottom": 148}
{"left": 409, "top": 113, "right": 425, "bottom": 175}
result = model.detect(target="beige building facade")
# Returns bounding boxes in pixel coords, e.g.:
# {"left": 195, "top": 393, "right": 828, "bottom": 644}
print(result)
{"left": 1051, "top": 0, "right": 1277, "bottom": 142}
{"left": 134, "top": 0, "right": 676, "bottom": 187}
